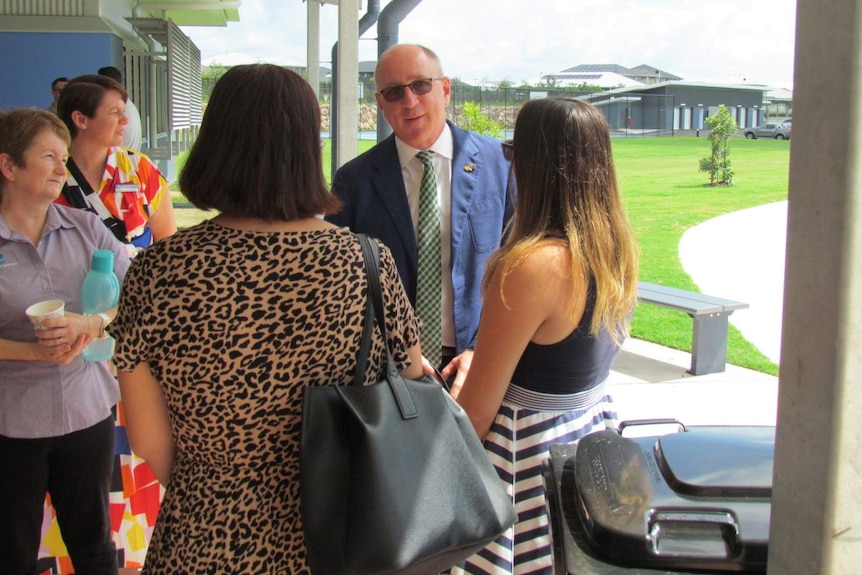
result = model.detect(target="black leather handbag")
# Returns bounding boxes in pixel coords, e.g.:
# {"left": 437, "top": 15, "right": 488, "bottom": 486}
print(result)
{"left": 300, "top": 234, "right": 517, "bottom": 575}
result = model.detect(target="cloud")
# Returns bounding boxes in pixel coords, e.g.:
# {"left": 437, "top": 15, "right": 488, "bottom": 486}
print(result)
{"left": 182, "top": 0, "right": 796, "bottom": 87}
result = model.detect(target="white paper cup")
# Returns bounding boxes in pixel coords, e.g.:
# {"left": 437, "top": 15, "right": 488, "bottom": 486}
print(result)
{"left": 25, "top": 299, "right": 65, "bottom": 330}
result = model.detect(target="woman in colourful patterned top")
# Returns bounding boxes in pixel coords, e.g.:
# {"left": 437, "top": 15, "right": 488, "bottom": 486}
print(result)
{"left": 52, "top": 74, "right": 176, "bottom": 569}
{"left": 56, "top": 74, "right": 176, "bottom": 251}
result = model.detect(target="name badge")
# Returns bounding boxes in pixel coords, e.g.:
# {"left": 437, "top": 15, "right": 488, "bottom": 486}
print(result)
{"left": 115, "top": 183, "right": 139, "bottom": 194}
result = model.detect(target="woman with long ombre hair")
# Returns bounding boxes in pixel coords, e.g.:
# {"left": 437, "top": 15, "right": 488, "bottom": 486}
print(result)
{"left": 447, "top": 97, "right": 639, "bottom": 575}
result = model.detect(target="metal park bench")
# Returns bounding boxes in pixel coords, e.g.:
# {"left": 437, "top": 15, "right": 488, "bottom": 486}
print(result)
{"left": 637, "top": 282, "right": 750, "bottom": 375}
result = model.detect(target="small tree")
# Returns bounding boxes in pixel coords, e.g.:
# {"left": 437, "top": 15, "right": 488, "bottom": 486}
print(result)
{"left": 458, "top": 101, "right": 504, "bottom": 137}
{"left": 698, "top": 104, "right": 736, "bottom": 185}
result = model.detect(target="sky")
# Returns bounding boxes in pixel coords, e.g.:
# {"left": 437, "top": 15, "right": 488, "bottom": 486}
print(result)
{"left": 182, "top": 0, "right": 797, "bottom": 89}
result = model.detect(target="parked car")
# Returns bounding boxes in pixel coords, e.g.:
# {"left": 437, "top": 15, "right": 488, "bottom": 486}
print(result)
{"left": 744, "top": 123, "right": 791, "bottom": 140}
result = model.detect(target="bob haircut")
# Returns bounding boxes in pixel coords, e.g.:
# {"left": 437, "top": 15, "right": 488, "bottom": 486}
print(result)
{"left": 57, "top": 74, "right": 127, "bottom": 139}
{"left": 179, "top": 64, "right": 339, "bottom": 220}
{"left": 486, "top": 97, "right": 639, "bottom": 343}
{"left": 0, "top": 108, "right": 71, "bottom": 194}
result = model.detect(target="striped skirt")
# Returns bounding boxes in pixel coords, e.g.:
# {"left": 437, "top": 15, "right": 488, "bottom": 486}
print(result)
{"left": 450, "top": 382, "right": 618, "bottom": 575}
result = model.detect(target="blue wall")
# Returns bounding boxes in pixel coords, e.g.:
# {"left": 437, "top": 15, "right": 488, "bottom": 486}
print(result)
{"left": 0, "top": 32, "right": 124, "bottom": 110}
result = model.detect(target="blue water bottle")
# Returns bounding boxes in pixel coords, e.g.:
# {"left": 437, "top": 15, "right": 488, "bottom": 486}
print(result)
{"left": 81, "top": 249, "right": 120, "bottom": 362}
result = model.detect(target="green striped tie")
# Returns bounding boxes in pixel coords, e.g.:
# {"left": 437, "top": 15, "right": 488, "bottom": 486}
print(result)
{"left": 415, "top": 150, "right": 442, "bottom": 367}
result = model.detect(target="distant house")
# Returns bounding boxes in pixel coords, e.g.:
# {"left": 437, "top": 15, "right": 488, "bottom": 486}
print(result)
{"left": 543, "top": 70, "right": 644, "bottom": 89}
{"left": 626, "top": 64, "right": 682, "bottom": 84}
{"left": 544, "top": 63, "right": 682, "bottom": 88}
{"left": 358, "top": 60, "right": 376, "bottom": 80}
{"left": 355, "top": 61, "right": 376, "bottom": 100}
{"left": 764, "top": 87, "right": 793, "bottom": 119}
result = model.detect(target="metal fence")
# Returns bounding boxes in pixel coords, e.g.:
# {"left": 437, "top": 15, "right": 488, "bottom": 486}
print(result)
{"left": 321, "top": 82, "right": 676, "bottom": 138}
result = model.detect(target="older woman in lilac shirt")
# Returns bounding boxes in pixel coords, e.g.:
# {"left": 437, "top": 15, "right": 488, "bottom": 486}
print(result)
{"left": 0, "top": 108, "right": 130, "bottom": 575}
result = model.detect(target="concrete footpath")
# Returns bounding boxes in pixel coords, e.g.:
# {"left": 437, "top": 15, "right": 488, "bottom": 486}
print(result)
{"left": 608, "top": 338, "right": 779, "bottom": 427}
{"left": 607, "top": 201, "right": 787, "bottom": 428}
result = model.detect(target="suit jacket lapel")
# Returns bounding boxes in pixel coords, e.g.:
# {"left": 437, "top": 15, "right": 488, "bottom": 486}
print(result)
{"left": 450, "top": 124, "right": 479, "bottom": 249}
{"left": 371, "top": 137, "right": 418, "bottom": 269}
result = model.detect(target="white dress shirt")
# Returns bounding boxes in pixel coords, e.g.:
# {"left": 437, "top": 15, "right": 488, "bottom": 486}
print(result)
{"left": 394, "top": 126, "right": 456, "bottom": 349}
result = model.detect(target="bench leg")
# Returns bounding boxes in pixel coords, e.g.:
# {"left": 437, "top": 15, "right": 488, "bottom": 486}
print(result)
{"left": 689, "top": 312, "right": 733, "bottom": 375}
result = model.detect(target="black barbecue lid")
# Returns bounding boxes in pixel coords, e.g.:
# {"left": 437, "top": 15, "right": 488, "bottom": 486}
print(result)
{"left": 655, "top": 426, "right": 775, "bottom": 498}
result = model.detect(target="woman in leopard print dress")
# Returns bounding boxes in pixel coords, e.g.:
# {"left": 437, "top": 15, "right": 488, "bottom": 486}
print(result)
{"left": 110, "top": 65, "right": 423, "bottom": 574}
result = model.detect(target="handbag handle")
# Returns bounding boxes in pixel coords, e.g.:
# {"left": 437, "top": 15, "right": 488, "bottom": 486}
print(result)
{"left": 352, "top": 234, "right": 419, "bottom": 419}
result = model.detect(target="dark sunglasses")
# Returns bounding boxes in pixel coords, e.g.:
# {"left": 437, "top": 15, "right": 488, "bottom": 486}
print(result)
{"left": 378, "top": 77, "right": 442, "bottom": 103}
{"left": 501, "top": 140, "right": 514, "bottom": 162}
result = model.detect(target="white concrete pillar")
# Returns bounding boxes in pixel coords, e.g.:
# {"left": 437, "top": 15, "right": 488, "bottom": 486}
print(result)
{"left": 335, "top": 0, "right": 359, "bottom": 168}
{"left": 770, "top": 0, "right": 862, "bottom": 572}
{"left": 306, "top": 0, "right": 320, "bottom": 98}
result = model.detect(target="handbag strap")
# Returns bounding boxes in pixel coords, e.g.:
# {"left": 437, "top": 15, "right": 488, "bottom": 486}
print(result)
{"left": 354, "top": 234, "right": 419, "bottom": 419}
{"left": 354, "top": 233, "right": 450, "bottom": 390}
{"left": 353, "top": 233, "right": 386, "bottom": 387}
{"left": 64, "top": 158, "right": 129, "bottom": 243}
{"left": 352, "top": 234, "right": 375, "bottom": 387}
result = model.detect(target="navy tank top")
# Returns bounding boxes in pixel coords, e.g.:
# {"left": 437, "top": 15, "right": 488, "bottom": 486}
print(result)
{"left": 510, "top": 287, "right": 620, "bottom": 395}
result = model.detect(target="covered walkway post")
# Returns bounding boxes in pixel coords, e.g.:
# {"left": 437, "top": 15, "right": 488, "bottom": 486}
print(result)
{"left": 334, "top": 0, "right": 359, "bottom": 169}
{"left": 770, "top": 0, "right": 862, "bottom": 571}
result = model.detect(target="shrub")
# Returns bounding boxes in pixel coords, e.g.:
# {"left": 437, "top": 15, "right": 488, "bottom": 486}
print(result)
{"left": 698, "top": 104, "right": 736, "bottom": 185}
{"left": 457, "top": 101, "right": 505, "bottom": 137}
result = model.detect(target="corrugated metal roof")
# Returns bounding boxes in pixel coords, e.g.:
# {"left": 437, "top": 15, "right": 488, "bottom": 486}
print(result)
{"left": 545, "top": 71, "right": 645, "bottom": 88}
{"left": 561, "top": 64, "right": 632, "bottom": 75}
{"left": 588, "top": 80, "right": 769, "bottom": 98}
{"left": 628, "top": 64, "right": 682, "bottom": 80}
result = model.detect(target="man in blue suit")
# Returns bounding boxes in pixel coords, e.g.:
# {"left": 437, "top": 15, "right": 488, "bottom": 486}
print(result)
{"left": 327, "top": 44, "right": 514, "bottom": 378}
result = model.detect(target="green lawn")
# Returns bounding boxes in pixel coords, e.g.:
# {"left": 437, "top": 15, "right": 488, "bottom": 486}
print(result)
{"left": 170, "top": 136, "right": 789, "bottom": 374}
{"left": 613, "top": 137, "right": 789, "bottom": 375}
